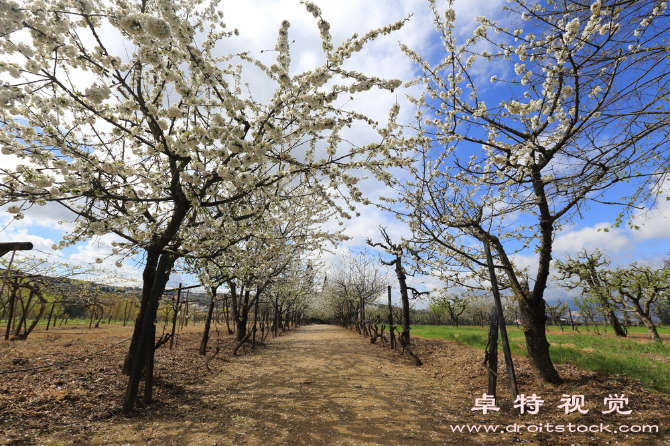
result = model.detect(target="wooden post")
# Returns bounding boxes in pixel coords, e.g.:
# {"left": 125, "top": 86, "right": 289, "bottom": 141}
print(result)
{"left": 387, "top": 285, "right": 396, "bottom": 350}
{"left": 169, "top": 284, "right": 181, "bottom": 349}
{"left": 182, "top": 291, "right": 189, "bottom": 328}
{"left": 483, "top": 234, "right": 519, "bottom": 401}
{"left": 486, "top": 307, "right": 498, "bottom": 398}
{"left": 0, "top": 242, "right": 33, "bottom": 258}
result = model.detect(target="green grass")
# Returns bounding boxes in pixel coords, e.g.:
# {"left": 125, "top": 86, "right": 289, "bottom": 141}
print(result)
{"left": 0, "top": 318, "right": 128, "bottom": 330}
{"left": 410, "top": 325, "right": 670, "bottom": 394}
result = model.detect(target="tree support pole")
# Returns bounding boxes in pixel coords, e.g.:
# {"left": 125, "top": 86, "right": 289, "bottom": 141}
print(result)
{"left": 169, "top": 283, "right": 181, "bottom": 350}
{"left": 387, "top": 285, "right": 396, "bottom": 350}
{"left": 483, "top": 234, "right": 518, "bottom": 402}
{"left": 486, "top": 307, "right": 498, "bottom": 398}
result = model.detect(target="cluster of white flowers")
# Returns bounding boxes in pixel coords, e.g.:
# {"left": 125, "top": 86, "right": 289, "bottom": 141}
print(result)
{"left": 302, "top": 1, "right": 322, "bottom": 18}
{"left": 590, "top": 0, "right": 602, "bottom": 15}
{"left": 0, "top": 1, "right": 25, "bottom": 35}
{"left": 84, "top": 83, "right": 112, "bottom": 104}
{"left": 444, "top": 8, "right": 456, "bottom": 25}
{"left": 275, "top": 19, "right": 291, "bottom": 74}
{"left": 119, "top": 13, "right": 144, "bottom": 35}
{"left": 505, "top": 99, "right": 542, "bottom": 116}
{"left": 589, "top": 85, "right": 602, "bottom": 99}
{"left": 317, "top": 19, "right": 331, "bottom": 46}
{"left": 138, "top": 46, "right": 162, "bottom": 65}
{"left": 563, "top": 17, "right": 580, "bottom": 43}
{"left": 145, "top": 16, "right": 171, "bottom": 39}
{"left": 73, "top": 0, "right": 93, "bottom": 14}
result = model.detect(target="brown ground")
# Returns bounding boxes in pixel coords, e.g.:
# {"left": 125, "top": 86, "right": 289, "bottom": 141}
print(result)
{"left": 1, "top": 323, "right": 669, "bottom": 445}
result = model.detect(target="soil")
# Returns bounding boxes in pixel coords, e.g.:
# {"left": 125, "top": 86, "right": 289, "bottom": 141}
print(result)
{"left": 1, "top": 323, "right": 669, "bottom": 445}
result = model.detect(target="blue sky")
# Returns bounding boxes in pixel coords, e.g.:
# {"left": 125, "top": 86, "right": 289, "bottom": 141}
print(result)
{"left": 1, "top": 0, "right": 669, "bottom": 306}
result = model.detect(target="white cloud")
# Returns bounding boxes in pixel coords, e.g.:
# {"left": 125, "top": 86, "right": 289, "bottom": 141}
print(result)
{"left": 1, "top": 201, "right": 78, "bottom": 232}
{"left": 629, "top": 190, "right": 670, "bottom": 241}
{"left": 553, "top": 223, "right": 634, "bottom": 255}
{"left": 0, "top": 226, "right": 56, "bottom": 252}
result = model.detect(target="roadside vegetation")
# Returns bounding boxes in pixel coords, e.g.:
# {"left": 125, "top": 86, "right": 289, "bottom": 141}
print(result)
{"left": 412, "top": 325, "right": 670, "bottom": 394}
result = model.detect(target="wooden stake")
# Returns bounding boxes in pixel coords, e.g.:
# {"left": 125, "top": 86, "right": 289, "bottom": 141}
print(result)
{"left": 483, "top": 234, "right": 519, "bottom": 402}
{"left": 486, "top": 307, "right": 499, "bottom": 398}
{"left": 387, "top": 285, "right": 396, "bottom": 350}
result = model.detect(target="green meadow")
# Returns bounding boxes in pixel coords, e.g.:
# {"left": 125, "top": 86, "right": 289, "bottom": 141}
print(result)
{"left": 410, "top": 325, "right": 670, "bottom": 394}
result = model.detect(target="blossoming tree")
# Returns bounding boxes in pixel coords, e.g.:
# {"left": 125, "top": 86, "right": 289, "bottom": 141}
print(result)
{"left": 190, "top": 177, "right": 347, "bottom": 350}
{"left": 391, "top": 0, "right": 670, "bottom": 383}
{"left": 0, "top": 0, "right": 409, "bottom": 377}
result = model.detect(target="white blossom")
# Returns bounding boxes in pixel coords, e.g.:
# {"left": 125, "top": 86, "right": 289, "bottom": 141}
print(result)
{"left": 145, "top": 16, "right": 171, "bottom": 39}
{"left": 120, "top": 13, "right": 144, "bottom": 36}
{"left": 84, "top": 83, "right": 111, "bottom": 104}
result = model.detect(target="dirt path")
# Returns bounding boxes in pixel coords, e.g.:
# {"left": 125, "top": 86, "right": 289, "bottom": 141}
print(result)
{"left": 89, "top": 325, "right": 484, "bottom": 445}
{"left": 10, "top": 324, "right": 667, "bottom": 445}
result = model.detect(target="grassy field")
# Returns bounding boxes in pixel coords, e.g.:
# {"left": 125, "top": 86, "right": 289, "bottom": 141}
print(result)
{"left": 410, "top": 324, "right": 670, "bottom": 394}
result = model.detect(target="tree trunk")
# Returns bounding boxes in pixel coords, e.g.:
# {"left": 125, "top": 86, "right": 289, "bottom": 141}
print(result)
{"left": 4, "top": 281, "right": 18, "bottom": 341}
{"left": 396, "top": 262, "right": 411, "bottom": 348}
{"left": 183, "top": 291, "right": 189, "bottom": 327}
{"left": 122, "top": 250, "right": 160, "bottom": 375}
{"left": 631, "top": 302, "right": 662, "bottom": 342}
{"left": 88, "top": 307, "right": 95, "bottom": 330}
{"left": 123, "top": 254, "right": 169, "bottom": 412}
{"left": 518, "top": 296, "right": 561, "bottom": 384}
{"left": 143, "top": 324, "right": 156, "bottom": 404}
{"left": 46, "top": 304, "right": 55, "bottom": 331}
{"left": 14, "top": 290, "right": 31, "bottom": 337}
{"left": 605, "top": 309, "right": 626, "bottom": 337}
{"left": 230, "top": 282, "right": 250, "bottom": 343}
{"left": 252, "top": 287, "right": 261, "bottom": 347}
{"left": 273, "top": 299, "right": 279, "bottom": 338}
{"left": 15, "top": 303, "right": 45, "bottom": 340}
{"left": 393, "top": 256, "right": 421, "bottom": 366}
{"left": 223, "top": 294, "right": 233, "bottom": 335}
{"left": 13, "top": 284, "right": 47, "bottom": 341}
{"left": 122, "top": 301, "right": 130, "bottom": 326}
{"left": 639, "top": 313, "right": 662, "bottom": 342}
{"left": 199, "top": 286, "right": 217, "bottom": 355}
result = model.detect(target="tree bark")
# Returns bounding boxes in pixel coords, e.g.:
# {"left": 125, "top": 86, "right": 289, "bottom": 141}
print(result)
{"left": 122, "top": 250, "right": 159, "bottom": 375}
{"left": 14, "top": 289, "right": 31, "bottom": 337}
{"left": 46, "top": 304, "right": 55, "bottom": 331}
{"left": 518, "top": 295, "right": 561, "bottom": 384}
{"left": 605, "top": 309, "right": 626, "bottom": 337}
{"left": 123, "top": 254, "right": 169, "bottom": 412}
{"left": 3, "top": 280, "right": 18, "bottom": 341}
{"left": 631, "top": 302, "right": 662, "bottom": 342}
{"left": 252, "top": 287, "right": 261, "bottom": 347}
